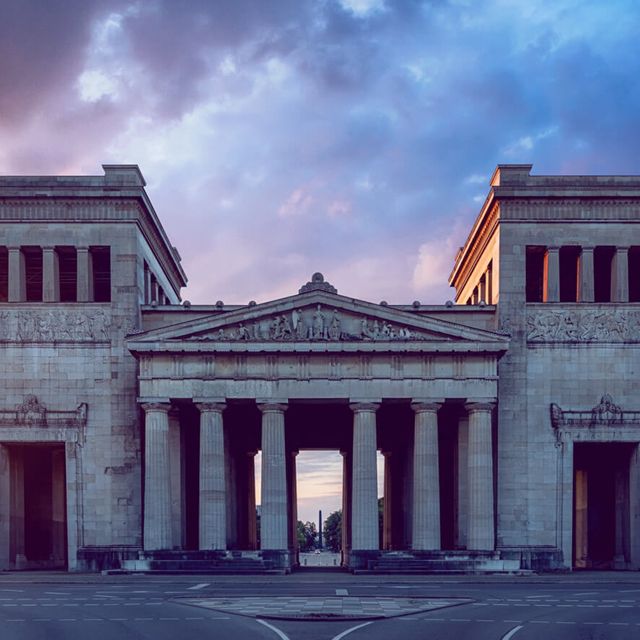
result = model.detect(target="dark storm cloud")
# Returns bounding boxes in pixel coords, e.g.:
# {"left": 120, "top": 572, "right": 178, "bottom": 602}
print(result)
{"left": 2, "top": 0, "right": 640, "bottom": 303}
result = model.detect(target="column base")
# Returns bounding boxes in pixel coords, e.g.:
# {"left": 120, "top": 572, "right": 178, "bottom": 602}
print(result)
{"left": 347, "top": 549, "right": 382, "bottom": 571}
{"left": 77, "top": 545, "right": 142, "bottom": 572}
{"left": 497, "top": 546, "right": 566, "bottom": 571}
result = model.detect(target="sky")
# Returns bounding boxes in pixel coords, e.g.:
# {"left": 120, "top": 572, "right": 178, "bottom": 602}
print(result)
{"left": 2, "top": 0, "right": 639, "bottom": 527}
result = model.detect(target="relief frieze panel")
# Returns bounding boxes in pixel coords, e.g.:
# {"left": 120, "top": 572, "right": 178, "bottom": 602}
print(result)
{"left": 0, "top": 308, "right": 120, "bottom": 342}
{"left": 186, "top": 304, "right": 436, "bottom": 343}
{"left": 527, "top": 308, "right": 640, "bottom": 342}
{"left": 0, "top": 394, "right": 88, "bottom": 429}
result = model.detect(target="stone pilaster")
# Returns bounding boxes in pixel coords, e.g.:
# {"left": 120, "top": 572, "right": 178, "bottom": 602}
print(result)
{"left": 543, "top": 246, "right": 560, "bottom": 302}
{"left": 465, "top": 401, "right": 495, "bottom": 551}
{"left": 411, "top": 401, "right": 442, "bottom": 551}
{"left": 612, "top": 246, "right": 629, "bottom": 302}
{"left": 76, "top": 247, "right": 92, "bottom": 302}
{"left": 7, "top": 247, "right": 25, "bottom": 302}
{"left": 350, "top": 402, "right": 379, "bottom": 550}
{"left": 578, "top": 247, "right": 595, "bottom": 302}
{"left": 259, "top": 403, "right": 288, "bottom": 550}
{"left": 197, "top": 402, "right": 227, "bottom": 550}
{"left": 142, "top": 402, "right": 172, "bottom": 550}
{"left": 42, "top": 247, "right": 60, "bottom": 302}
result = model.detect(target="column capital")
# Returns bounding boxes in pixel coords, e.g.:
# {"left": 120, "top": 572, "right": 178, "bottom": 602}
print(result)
{"left": 141, "top": 402, "right": 171, "bottom": 414}
{"left": 349, "top": 401, "right": 380, "bottom": 413}
{"left": 616, "top": 246, "right": 630, "bottom": 252}
{"left": 42, "top": 246, "right": 56, "bottom": 252}
{"left": 465, "top": 399, "right": 495, "bottom": 414}
{"left": 195, "top": 400, "right": 226, "bottom": 413}
{"left": 257, "top": 402, "right": 288, "bottom": 414}
{"left": 7, "top": 246, "right": 21, "bottom": 252}
{"left": 546, "top": 245, "right": 560, "bottom": 253}
{"left": 581, "top": 246, "right": 595, "bottom": 253}
{"left": 411, "top": 400, "right": 443, "bottom": 413}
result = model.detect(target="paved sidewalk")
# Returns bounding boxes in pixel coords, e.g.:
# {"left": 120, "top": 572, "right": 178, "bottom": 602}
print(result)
{"left": 181, "top": 596, "right": 470, "bottom": 620}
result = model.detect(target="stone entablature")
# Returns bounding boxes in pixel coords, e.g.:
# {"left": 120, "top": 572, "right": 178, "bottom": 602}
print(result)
{"left": 526, "top": 305, "right": 640, "bottom": 343}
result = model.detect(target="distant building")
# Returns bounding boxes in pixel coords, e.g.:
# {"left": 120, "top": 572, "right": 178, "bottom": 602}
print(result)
{"left": 0, "top": 164, "right": 637, "bottom": 572}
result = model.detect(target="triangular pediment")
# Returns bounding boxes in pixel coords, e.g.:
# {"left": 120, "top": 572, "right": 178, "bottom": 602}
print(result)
{"left": 130, "top": 288, "right": 508, "bottom": 353}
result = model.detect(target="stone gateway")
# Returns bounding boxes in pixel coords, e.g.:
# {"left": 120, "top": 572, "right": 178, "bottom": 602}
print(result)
{"left": 0, "top": 164, "right": 638, "bottom": 572}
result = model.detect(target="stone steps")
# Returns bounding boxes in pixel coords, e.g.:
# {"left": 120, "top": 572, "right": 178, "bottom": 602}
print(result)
{"left": 121, "top": 550, "right": 285, "bottom": 574}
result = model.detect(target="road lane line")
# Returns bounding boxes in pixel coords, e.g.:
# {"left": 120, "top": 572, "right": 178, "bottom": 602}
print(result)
{"left": 188, "top": 583, "right": 210, "bottom": 590}
{"left": 501, "top": 625, "right": 523, "bottom": 640}
{"left": 336, "top": 589, "right": 349, "bottom": 596}
{"left": 331, "top": 621, "right": 374, "bottom": 640}
{"left": 257, "top": 619, "right": 291, "bottom": 640}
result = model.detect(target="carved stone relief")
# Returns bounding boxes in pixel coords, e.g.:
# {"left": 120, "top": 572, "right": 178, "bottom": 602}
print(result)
{"left": 0, "top": 395, "right": 88, "bottom": 429}
{"left": 187, "top": 304, "right": 431, "bottom": 343}
{"left": 0, "top": 309, "right": 113, "bottom": 342}
{"left": 527, "top": 309, "right": 640, "bottom": 342}
{"left": 550, "top": 394, "right": 639, "bottom": 430}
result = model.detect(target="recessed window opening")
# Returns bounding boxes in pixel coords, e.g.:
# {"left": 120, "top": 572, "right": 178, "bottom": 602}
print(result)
{"left": 559, "top": 246, "right": 580, "bottom": 302}
{"left": 0, "top": 247, "right": 7, "bottom": 302}
{"left": 629, "top": 247, "right": 640, "bottom": 303}
{"left": 594, "top": 246, "right": 615, "bottom": 302}
{"left": 57, "top": 247, "right": 77, "bottom": 302}
{"left": 91, "top": 246, "right": 111, "bottom": 302}
{"left": 526, "top": 246, "right": 545, "bottom": 302}
{"left": 23, "top": 246, "right": 43, "bottom": 302}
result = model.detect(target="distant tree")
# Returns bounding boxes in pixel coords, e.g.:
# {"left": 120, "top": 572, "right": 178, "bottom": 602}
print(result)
{"left": 323, "top": 510, "right": 342, "bottom": 552}
{"left": 297, "top": 520, "right": 318, "bottom": 551}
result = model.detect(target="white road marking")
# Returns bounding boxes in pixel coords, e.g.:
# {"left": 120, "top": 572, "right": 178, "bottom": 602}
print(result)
{"left": 501, "top": 625, "right": 523, "bottom": 640}
{"left": 573, "top": 592, "right": 598, "bottom": 596}
{"left": 188, "top": 583, "right": 210, "bottom": 591}
{"left": 45, "top": 592, "right": 69, "bottom": 596}
{"left": 331, "top": 621, "right": 374, "bottom": 640}
{"left": 257, "top": 619, "right": 291, "bottom": 640}
{"left": 336, "top": 588, "right": 349, "bottom": 596}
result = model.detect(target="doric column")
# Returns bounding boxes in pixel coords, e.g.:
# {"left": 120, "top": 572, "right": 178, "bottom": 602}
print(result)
{"left": 197, "top": 402, "right": 227, "bottom": 550}
{"left": 465, "top": 401, "right": 495, "bottom": 551}
{"left": 7, "top": 247, "right": 25, "bottom": 302}
{"left": 259, "top": 402, "right": 288, "bottom": 549}
{"left": 456, "top": 416, "right": 469, "bottom": 548}
{"left": 167, "top": 408, "right": 183, "bottom": 550}
{"left": 382, "top": 451, "right": 392, "bottom": 549}
{"left": 42, "top": 247, "right": 60, "bottom": 302}
{"left": 142, "top": 402, "right": 172, "bottom": 550}
{"left": 341, "top": 450, "right": 352, "bottom": 558}
{"left": 543, "top": 246, "right": 560, "bottom": 302}
{"left": 350, "top": 402, "right": 379, "bottom": 550}
{"left": 288, "top": 450, "right": 299, "bottom": 558}
{"left": 411, "top": 401, "right": 442, "bottom": 551}
{"left": 612, "top": 247, "right": 629, "bottom": 302}
{"left": 578, "top": 247, "right": 595, "bottom": 303}
{"left": 76, "top": 247, "right": 92, "bottom": 302}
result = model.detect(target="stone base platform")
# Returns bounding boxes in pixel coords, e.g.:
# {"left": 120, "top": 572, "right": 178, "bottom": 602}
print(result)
{"left": 120, "top": 549, "right": 292, "bottom": 574}
{"left": 351, "top": 550, "right": 524, "bottom": 574}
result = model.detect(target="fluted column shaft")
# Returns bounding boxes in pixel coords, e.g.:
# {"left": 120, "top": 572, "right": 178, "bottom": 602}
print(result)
{"left": 197, "top": 402, "right": 227, "bottom": 550}
{"left": 76, "top": 247, "right": 93, "bottom": 302}
{"left": 466, "top": 402, "right": 495, "bottom": 550}
{"left": 578, "top": 247, "right": 594, "bottom": 302}
{"left": 612, "top": 246, "right": 629, "bottom": 302}
{"left": 543, "top": 246, "right": 560, "bottom": 302}
{"left": 7, "top": 247, "right": 25, "bottom": 302}
{"left": 143, "top": 403, "right": 172, "bottom": 550}
{"left": 411, "top": 401, "right": 442, "bottom": 550}
{"left": 42, "top": 247, "right": 60, "bottom": 302}
{"left": 259, "top": 403, "right": 288, "bottom": 549}
{"left": 351, "top": 403, "right": 379, "bottom": 550}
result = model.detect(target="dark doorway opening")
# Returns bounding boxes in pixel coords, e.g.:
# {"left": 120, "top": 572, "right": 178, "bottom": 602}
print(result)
{"left": 574, "top": 442, "right": 633, "bottom": 569}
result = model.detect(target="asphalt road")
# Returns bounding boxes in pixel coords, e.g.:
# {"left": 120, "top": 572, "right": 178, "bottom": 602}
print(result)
{"left": 1, "top": 571, "right": 640, "bottom": 639}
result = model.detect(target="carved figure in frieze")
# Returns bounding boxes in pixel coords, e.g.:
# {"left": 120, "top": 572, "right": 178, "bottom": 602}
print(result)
{"left": 312, "top": 304, "right": 326, "bottom": 339}
{"left": 216, "top": 328, "right": 226, "bottom": 341}
{"left": 281, "top": 315, "right": 292, "bottom": 339}
{"left": 70, "top": 313, "right": 91, "bottom": 340}
{"left": 91, "top": 309, "right": 111, "bottom": 339}
{"left": 17, "top": 311, "right": 35, "bottom": 341}
{"left": 591, "top": 394, "right": 622, "bottom": 425}
{"left": 37, "top": 312, "right": 54, "bottom": 341}
{"left": 270, "top": 316, "right": 282, "bottom": 340}
{"left": 252, "top": 321, "right": 261, "bottom": 340}
{"left": 237, "top": 323, "right": 250, "bottom": 340}
{"left": 328, "top": 309, "right": 341, "bottom": 340}
{"left": 16, "top": 395, "right": 46, "bottom": 427}
{"left": 372, "top": 320, "right": 380, "bottom": 339}
{"left": 295, "top": 310, "right": 306, "bottom": 339}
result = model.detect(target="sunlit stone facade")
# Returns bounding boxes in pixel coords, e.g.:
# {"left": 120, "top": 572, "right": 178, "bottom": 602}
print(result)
{"left": 0, "top": 164, "right": 638, "bottom": 572}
